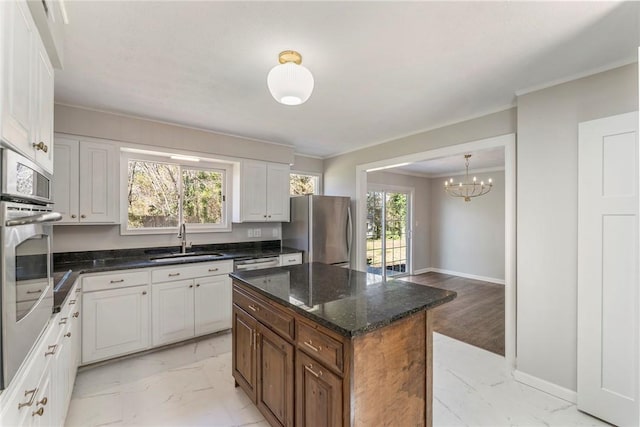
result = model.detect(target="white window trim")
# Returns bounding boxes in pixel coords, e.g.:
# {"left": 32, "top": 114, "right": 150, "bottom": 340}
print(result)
{"left": 120, "top": 151, "right": 232, "bottom": 235}
{"left": 290, "top": 170, "right": 323, "bottom": 195}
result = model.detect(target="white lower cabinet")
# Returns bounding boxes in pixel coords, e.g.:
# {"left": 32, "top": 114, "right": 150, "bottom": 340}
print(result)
{"left": 152, "top": 280, "right": 195, "bottom": 346}
{"left": 82, "top": 283, "right": 151, "bottom": 364}
{"left": 0, "top": 281, "right": 81, "bottom": 427}
{"left": 195, "top": 275, "right": 232, "bottom": 335}
{"left": 151, "top": 260, "right": 233, "bottom": 346}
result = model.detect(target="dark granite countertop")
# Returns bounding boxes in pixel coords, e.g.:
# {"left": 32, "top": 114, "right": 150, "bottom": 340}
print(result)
{"left": 230, "top": 263, "right": 456, "bottom": 337}
{"left": 52, "top": 241, "right": 300, "bottom": 312}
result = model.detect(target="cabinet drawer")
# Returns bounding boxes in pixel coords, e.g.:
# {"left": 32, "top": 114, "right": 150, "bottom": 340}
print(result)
{"left": 297, "top": 320, "right": 344, "bottom": 374}
{"left": 279, "top": 253, "right": 302, "bottom": 266}
{"left": 83, "top": 270, "right": 149, "bottom": 292}
{"left": 233, "top": 287, "right": 294, "bottom": 341}
{"left": 151, "top": 260, "right": 233, "bottom": 283}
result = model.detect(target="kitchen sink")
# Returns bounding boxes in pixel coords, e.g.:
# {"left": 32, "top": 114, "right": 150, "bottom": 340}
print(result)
{"left": 149, "top": 252, "right": 225, "bottom": 263}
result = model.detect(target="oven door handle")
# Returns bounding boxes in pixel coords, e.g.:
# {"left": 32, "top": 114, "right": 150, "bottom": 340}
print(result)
{"left": 5, "top": 212, "right": 62, "bottom": 227}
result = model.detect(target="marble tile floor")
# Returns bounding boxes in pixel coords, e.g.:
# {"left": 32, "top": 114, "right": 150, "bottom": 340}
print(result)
{"left": 66, "top": 331, "right": 608, "bottom": 427}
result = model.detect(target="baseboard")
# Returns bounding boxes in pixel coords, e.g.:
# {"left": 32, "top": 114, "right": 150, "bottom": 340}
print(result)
{"left": 413, "top": 267, "right": 431, "bottom": 275}
{"left": 513, "top": 370, "right": 577, "bottom": 403}
{"left": 423, "top": 267, "right": 505, "bottom": 285}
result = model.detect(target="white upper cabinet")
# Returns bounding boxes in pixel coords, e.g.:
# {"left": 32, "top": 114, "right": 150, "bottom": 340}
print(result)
{"left": 0, "top": 0, "right": 54, "bottom": 173}
{"left": 233, "top": 160, "right": 290, "bottom": 222}
{"left": 53, "top": 137, "right": 118, "bottom": 224}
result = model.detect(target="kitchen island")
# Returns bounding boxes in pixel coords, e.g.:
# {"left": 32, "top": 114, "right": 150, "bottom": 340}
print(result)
{"left": 230, "top": 263, "right": 456, "bottom": 427}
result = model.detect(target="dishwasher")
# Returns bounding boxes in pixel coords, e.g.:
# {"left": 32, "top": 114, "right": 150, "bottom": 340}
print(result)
{"left": 233, "top": 256, "right": 280, "bottom": 272}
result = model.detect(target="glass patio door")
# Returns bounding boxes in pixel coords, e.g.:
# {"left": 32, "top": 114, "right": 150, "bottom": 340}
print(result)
{"left": 366, "top": 189, "right": 410, "bottom": 278}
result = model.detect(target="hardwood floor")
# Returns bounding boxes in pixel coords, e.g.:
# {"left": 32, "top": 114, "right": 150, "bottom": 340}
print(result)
{"left": 402, "top": 272, "right": 505, "bottom": 356}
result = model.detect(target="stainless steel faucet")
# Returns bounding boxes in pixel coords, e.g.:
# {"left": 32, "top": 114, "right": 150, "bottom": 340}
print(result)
{"left": 178, "top": 223, "right": 188, "bottom": 253}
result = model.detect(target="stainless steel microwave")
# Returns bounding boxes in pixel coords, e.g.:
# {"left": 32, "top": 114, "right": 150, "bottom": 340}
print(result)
{"left": 1, "top": 149, "right": 52, "bottom": 204}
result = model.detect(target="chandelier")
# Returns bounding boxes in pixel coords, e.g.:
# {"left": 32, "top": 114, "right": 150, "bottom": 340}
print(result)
{"left": 267, "top": 50, "right": 314, "bottom": 106}
{"left": 444, "top": 154, "right": 492, "bottom": 202}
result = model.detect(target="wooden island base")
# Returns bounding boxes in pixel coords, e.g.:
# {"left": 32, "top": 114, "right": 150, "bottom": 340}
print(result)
{"left": 232, "top": 279, "right": 436, "bottom": 427}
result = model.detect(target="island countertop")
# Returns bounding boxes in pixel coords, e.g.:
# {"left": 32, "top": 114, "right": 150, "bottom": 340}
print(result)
{"left": 229, "top": 262, "right": 456, "bottom": 337}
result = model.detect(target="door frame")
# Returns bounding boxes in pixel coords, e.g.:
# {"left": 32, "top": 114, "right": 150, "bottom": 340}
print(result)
{"left": 366, "top": 183, "right": 414, "bottom": 279}
{"left": 355, "top": 133, "right": 517, "bottom": 370}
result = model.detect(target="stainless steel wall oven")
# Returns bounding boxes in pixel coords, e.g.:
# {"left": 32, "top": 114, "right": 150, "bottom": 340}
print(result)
{"left": 0, "top": 149, "right": 60, "bottom": 389}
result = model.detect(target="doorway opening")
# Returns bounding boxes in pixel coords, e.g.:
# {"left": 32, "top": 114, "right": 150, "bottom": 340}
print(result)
{"left": 366, "top": 187, "right": 412, "bottom": 278}
{"left": 355, "top": 133, "right": 516, "bottom": 369}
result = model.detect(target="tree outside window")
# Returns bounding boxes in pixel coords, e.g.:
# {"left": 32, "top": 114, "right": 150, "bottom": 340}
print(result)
{"left": 290, "top": 173, "right": 320, "bottom": 195}
{"left": 127, "top": 159, "right": 225, "bottom": 230}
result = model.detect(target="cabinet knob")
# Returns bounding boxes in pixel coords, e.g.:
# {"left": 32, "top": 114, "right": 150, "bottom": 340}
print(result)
{"left": 32, "top": 407, "right": 44, "bottom": 417}
{"left": 65, "top": 332, "right": 71, "bottom": 338}
{"left": 196, "top": 284, "right": 200, "bottom": 287}
{"left": 37, "top": 397, "right": 47, "bottom": 406}
{"left": 33, "top": 142, "right": 48, "bottom": 153}
{"left": 189, "top": 284, "right": 193, "bottom": 288}
{"left": 71, "top": 214, "right": 77, "bottom": 219}
{"left": 72, "top": 311, "right": 79, "bottom": 318}
{"left": 268, "top": 215, "right": 271, "bottom": 218}
{"left": 263, "top": 215, "right": 267, "bottom": 218}
{"left": 44, "top": 344, "right": 57, "bottom": 356}
{"left": 80, "top": 214, "right": 86, "bottom": 219}
{"left": 142, "top": 291, "right": 147, "bottom": 295}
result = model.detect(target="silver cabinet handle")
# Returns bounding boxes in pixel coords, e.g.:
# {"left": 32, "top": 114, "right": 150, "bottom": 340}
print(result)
{"left": 18, "top": 388, "right": 37, "bottom": 409}
{"left": 6, "top": 212, "right": 62, "bottom": 227}
{"left": 303, "top": 340, "right": 321, "bottom": 352}
{"left": 44, "top": 345, "right": 57, "bottom": 356}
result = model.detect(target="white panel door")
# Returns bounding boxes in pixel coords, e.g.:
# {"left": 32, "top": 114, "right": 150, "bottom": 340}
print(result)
{"left": 82, "top": 285, "right": 150, "bottom": 364}
{"left": 152, "top": 280, "right": 195, "bottom": 346}
{"left": 78, "top": 141, "right": 118, "bottom": 223}
{"left": 266, "top": 162, "right": 291, "bottom": 222}
{"left": 194, "top": 275, "right": 231, "bottom": 335}
{"left": 33, "top": 44, "right": 54, "bottom": 173}
{"left": 53, "top": 138, "right": 80, "bottom": 223}
{"left": 241, "top": 160, "right": 268, "bottom": 221}
{"left": 0, "top": 0, "right": 34, "bottom": 155}
{"left": 577, "top": 111, "right": 639, "bottom": 426}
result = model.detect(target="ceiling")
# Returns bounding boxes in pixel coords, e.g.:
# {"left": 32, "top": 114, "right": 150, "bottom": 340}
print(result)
{"left": 391, "top": 147, "right": 505, "bottom": 177}
{"left": 55, "top": 1, "right": 639, "bottom": 158}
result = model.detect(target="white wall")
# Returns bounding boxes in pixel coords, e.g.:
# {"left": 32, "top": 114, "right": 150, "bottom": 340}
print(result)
{"left": 429, "top": 171, "right": 505, "bottom": 281}
{"left": 367, "top": 171, "right": 431, "bottom": 272}
{"left": 517, "top": 63, "right": 638, "bottom": 393}
{"left": 52, "top": 105, "right": 321, "bottom": 253}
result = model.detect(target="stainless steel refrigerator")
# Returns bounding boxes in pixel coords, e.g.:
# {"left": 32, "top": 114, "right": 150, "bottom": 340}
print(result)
{"left": 282, "top": 195, "right": 352, "bottom": 267}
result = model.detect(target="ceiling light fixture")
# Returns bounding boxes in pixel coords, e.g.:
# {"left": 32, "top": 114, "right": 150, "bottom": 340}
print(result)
{"left": 267, "top": 50, "right": 314, "bottom": 106}
{"left": 444, "top": 154, "right": 492, "bottom": 202}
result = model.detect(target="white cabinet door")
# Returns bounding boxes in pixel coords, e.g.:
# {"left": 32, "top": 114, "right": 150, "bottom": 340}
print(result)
{"left": 0, "top": 0, "right": 34, "bottom": 155}
{"left": 51, "top": 328, "right": 71, "bottom": 427}
{"left": 241, "top": 160, "right": 268, "bottom": 221}
{"left": 266, "top": 162, "right": 290, "bottom": 222}
{"left": 29, "top": 370, "right": 52, "bottom": 427}
{"left": 577, "top": 111, "right": 639, "bottom": 426}
{"left": 152, "top": 280, "right": 195, "bottom": 346}
{"left": 82, "top": 285, "right": 150, "bottom": 364}
{"left": 194, "top": 275, "right": 231, "bottom": 336}
{"left": 52, "top": 138, "right": 80, "bottom": 223}
{"left": 33, "top": 44, "right": 54, "bottom": 173}
{"left": 78, "top": 140, "right": 118, "bottom": 223}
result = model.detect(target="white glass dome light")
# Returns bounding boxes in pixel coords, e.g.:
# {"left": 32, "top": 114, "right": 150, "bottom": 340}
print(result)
{"left": 267, "top": 50, "right": 314, "bottom": 106}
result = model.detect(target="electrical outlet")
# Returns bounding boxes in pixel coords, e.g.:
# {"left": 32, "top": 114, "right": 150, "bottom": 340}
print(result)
{"left": 254, "top": 228, "right": 262, "bottom": 237}
{"left": 247, "top": 229, "right": 254, "bottom": 238}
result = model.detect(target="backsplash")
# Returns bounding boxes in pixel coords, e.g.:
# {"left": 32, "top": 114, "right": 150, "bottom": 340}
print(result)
{"left": 52, "top": 222, "right": 282, "bottom": 253}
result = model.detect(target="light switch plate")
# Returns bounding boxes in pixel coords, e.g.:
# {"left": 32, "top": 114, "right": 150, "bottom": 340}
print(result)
{"left": 254, "top": 228, "right": 261, "bottom": 237}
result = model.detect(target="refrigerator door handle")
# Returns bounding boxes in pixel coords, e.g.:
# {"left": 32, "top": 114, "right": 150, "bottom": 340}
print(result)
{"left": 347, "top": 205, "right": 353, "bottom": 266}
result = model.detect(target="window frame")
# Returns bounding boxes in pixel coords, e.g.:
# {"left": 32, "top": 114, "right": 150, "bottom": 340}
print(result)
{"left": 289, "top": 170, "right": 323, "bottom": 196}
{"left": 120, "top": 151, "right": 232, "bottom": 235}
